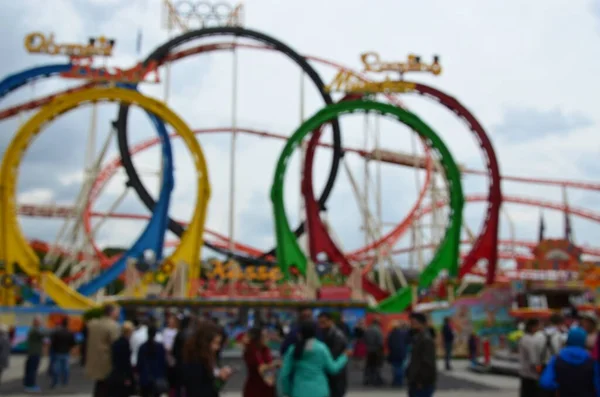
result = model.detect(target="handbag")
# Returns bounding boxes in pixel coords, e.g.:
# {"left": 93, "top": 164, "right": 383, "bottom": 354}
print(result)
{"left": 257, "top": 349, "right": 277, "bottom": 387}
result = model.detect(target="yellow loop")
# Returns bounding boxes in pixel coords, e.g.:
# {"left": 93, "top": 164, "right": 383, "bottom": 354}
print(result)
{"left": 0, "top": 87, "right": 211, "bottom": 309}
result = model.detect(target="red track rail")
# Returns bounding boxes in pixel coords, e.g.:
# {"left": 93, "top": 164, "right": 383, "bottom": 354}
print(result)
{"left": 19, "top": 193, "right": 600, "bottom": 255}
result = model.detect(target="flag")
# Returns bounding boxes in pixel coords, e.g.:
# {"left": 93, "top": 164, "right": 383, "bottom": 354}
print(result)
{"left": 538, "top": 212, "right": 545, "bottom": 243}
{"left": 136, "top": 28, "right": 142, "bottom": 55}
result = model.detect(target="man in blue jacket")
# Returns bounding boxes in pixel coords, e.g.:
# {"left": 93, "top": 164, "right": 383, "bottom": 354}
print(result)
{"left": 280, "top": 307, "right": 314, "bottom": 356}
{"left": 540, "top": 326, "right": 600, "bottom": 397}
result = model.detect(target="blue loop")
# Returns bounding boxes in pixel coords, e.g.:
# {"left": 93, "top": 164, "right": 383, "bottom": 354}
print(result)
{"left": 0, "top": 63, "right": 175, "bottom": 299}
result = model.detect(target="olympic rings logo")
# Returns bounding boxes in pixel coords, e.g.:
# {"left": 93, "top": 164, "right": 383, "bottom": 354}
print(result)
{"left": 168, "top": 1, "right": 243, "bottom": 28}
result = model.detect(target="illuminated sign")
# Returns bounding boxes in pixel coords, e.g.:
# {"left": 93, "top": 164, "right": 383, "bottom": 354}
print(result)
{"left": 203, "top": 259, "right": 283, "bottom": 282}
{"left": 326, "top": 52, "right": 441, "bottom": 94}
{"left": 505, "top": 269, "right": 580, "bottom": 281}
{"left": 24, "top": 32, "right": 115, "bottom": 58}
{"left": 325, "top": 70, "right": 416, "bottom": 94}
{"left": 60, "top": 60, "right": 161, "bottom": 84}
{"left": 360, "top": 52, "right": 441, "bottom": 75}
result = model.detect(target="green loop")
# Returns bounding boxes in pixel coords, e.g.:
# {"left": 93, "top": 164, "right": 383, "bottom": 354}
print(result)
{"left": 270, "top": 100, "right": 464, "bottom": 313}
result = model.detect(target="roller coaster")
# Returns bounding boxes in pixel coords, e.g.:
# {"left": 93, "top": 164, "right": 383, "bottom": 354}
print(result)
{"left": 0, "top": 1, "right": 598, "bottom": 319}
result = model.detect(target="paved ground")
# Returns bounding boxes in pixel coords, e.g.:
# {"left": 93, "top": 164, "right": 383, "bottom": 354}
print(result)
{"left": 0, "top": 355, "right": 518, "bottom": 396}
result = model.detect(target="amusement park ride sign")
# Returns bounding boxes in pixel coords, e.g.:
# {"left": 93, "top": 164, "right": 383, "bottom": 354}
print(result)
{"left": 23, "top": 32, "right": 160, "bottom": 84}
{"left": 325, "top": 52, "right": 441, "bottom": 94}
{"left": 509, "top": 239, "right": 596, "bottom": 283}
{"left": 24, "top": 32, "right": 115, "bottom": 57}
{"left": 203, "top": 259, "right": 283, "bottom": 282}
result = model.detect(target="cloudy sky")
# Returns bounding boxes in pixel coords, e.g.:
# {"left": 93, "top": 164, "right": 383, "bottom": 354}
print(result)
{"left": 1, "top": 0, "right": 599, "bottom": 269}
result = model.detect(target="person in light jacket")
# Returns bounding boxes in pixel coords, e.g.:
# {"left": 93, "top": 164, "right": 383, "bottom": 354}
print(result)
{"left": 518, "top": 318, "right": 541, "bottom": 397}
{"left": 85, "top": 305, "right": 121, "bottom": 397}
{"left": 278, "top": 321, "right": 350, "bottom": 397}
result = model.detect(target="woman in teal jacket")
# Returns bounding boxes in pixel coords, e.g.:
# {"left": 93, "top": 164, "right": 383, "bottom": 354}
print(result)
{"left": 278, "top": 321, "right": 349, "bottom": 397}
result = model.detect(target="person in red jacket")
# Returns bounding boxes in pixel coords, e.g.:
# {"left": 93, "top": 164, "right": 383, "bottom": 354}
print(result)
{"left": 243, "top": 327, "right": 278, "bottom": 397}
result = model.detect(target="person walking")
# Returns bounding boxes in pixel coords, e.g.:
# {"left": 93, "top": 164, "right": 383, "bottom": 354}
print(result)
{"left": 243, "top": 327, "right": 277, "bottom": 397}
{"left": 49, "top": 317, "right": 76, "bottom": 388}
{"left": 172, "top": 314, "right": 195, "bottom": 397}
{"left": 23, "top": 316, "right": 45, "bottom": 393}
{"left": 182, "top": 320, "right": 234, "bottom": 397}
{"left": 163, "top": 312, "right": 179, "bottom": 396}
{"left": 580, "top": 313, "right": 598, "bottom": 356}
{"left": 386, "top": 320, "right": 410, "bottom": 387}
{"left": 363, "top": 318, "right": 384, "bottom": 386}
{"left": 518, "top": 318, "right": 541, "bottom": 397}
{"left": 80, "top": 321, "right": 88, "bottom": 367}
{"left": 442, "top": 317, "right": 455, "bottom": 371}
{"left": 534, "top": 312, "right": 566, "bottom": 395}
{"left": 137, "top": 326, "right": 168, "bottom": 397}
{"left": 318, "top": 311, "right": 349, "bottom": 397}
{"left": 211, "top": 317, "right": 228, "bottom": 365}
{"left": 278, "top": 321, "right": 350, "bottom": 397}
{"left": 406, "top": 313, "right": 437, "bottom": 397}
{"left": 130, "top": 314, "right": 163, "bottom": 369}
{"left": 540, "top": 326, "right": 600, "bottom": 397}
{"left": 85, "top": 304, "right": 121, "bottom": 397}
{"left": 0, "top": 324, "right": 10, "bottom": 385}
{"left": 352, "top": 319, "right": 367, "bottom": 369}
{"left": 108, "top": 321, "right": 135, "bottom": 397}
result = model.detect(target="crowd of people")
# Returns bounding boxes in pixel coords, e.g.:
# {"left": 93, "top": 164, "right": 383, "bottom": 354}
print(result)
{"left": 0, "top": 303, "right": 491, "bottom": 397}
{"left": 2, "top": 305, "right": 438, "bottom": 397}
{"left": 518, "top": 312, "right": 600, "bottom": 397}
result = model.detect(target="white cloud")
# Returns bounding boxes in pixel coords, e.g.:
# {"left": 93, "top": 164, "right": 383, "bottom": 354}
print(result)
{"left": 18, "top": 188, "right": 54, "bottom": 204}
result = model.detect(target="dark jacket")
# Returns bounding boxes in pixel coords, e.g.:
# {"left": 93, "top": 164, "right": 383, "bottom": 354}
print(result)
{"left": 109, "top": 336, "right": 135, "bottom": 396}
{"left": 386, "top": 327, "right": 409, "bottom": 363}
{"left": 442, "top": 323, "right": 454, "bottom": 344}
{"left": 26, "top": 327, "right": 45, "bottom": 356}
{"left": 406, "top": 330, "right": 437, "bottom": 387}
{"left": 182, "top": 361, "right": 219, "bottom": 397}
{"left": 281, "top": 326, "right": 300, "bottom": 356}
{"left": 540, "top": 346, "right": 600, "bottom": 397}
{"left": 321, "top": 326, "right": 348, "bottom": 397}
{"left": 336, "top": 321, "right": 351, "bottom": 339}
{"left": 50, "top": 327, "right": 76, "bottom": 355}
{"left": 110, "top": 336, "right": 134, "bottom": 382}
{"left": 137, "top": 341, "right": 167, "bottom": 387}
{"left": 173, "top": 328, "right": 188, "bottom": 368}
{"left": 364, "top": 324, "right": 384, "bottom": 353}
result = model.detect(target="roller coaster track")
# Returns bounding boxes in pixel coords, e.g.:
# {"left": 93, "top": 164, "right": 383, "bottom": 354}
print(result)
{"left": 19, "top": 193, "right": 600, "bottom": 257}
{"left": 1, "top": 42, "right": 598, "bottom": 194}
